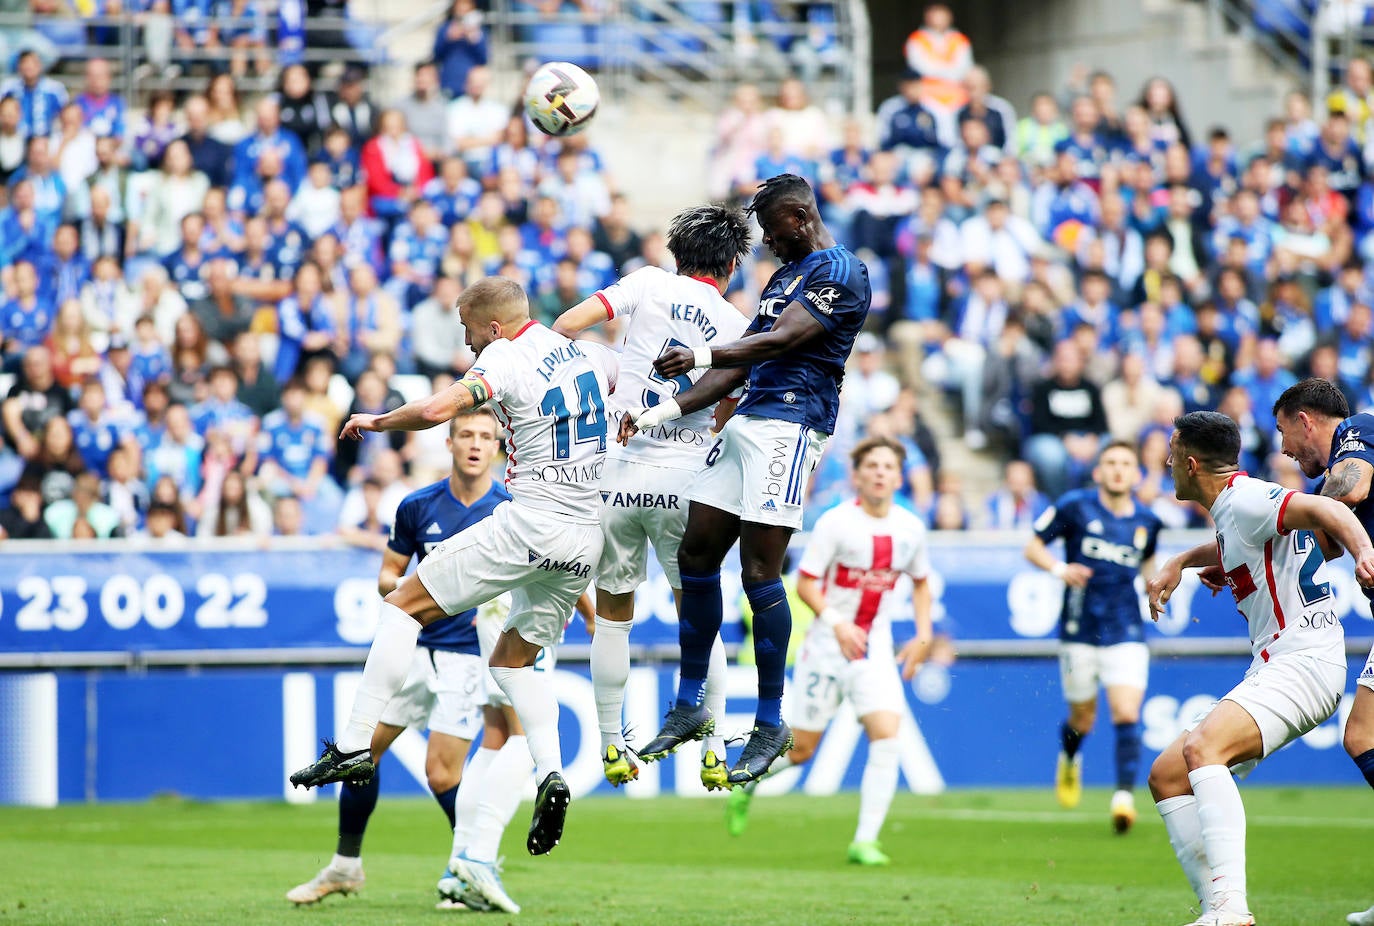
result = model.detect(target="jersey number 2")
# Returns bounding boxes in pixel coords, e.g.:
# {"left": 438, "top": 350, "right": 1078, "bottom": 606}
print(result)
{"left": 540, "top": 371, "right": 606, "bottom": 460}
{"left": 644, "top": 337, "right": 694, "bottom": 408}
{"left": 1293, "top": 531, "right": 1333, "bottom": 607}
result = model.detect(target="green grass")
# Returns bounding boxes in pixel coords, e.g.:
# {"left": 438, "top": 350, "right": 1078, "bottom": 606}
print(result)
{"left": 0, "top": 788, "right": 1367, "bottom": 925}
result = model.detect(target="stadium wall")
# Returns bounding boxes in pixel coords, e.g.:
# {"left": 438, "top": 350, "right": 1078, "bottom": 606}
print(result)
{"left": 0, "top": 535, "right": 1369, "bottom": 805}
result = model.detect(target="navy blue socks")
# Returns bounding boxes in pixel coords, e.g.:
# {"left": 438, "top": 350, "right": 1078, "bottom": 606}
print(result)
{"left": 675, "top": 571, "right": 723, "bottom": 708}
{"left": 336, "top": 771, "right": 380, "bottom": 857}
{"left": 745, "top": 579, "right": 790, "bottom": 727}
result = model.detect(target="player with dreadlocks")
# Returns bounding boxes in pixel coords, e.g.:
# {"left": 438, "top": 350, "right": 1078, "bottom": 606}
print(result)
{"left": 553, "top": 204, "right": 755, "bottom": 789}
{"left": 618, "top": 174, "right": 873, "bottom": 785}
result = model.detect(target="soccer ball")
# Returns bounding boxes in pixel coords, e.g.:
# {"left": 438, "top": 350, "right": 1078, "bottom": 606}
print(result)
{"left": 523, "top": 62, "right": 599, "bottom": 137}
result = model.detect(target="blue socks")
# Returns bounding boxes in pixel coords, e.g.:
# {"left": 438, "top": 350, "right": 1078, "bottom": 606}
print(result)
{"left": 745, "top": 579, "right": 790, "bottom": 727}
{"left": 675, "top": 571, "right": 723, "bottom": 708}
{"left": 1114, "top": 721, "right": 1142, "bottom": 791}
{"left": 336, "top": 771, "right": 380, "bottom": 857}
{"left": 1355, "top": 748, "right": 1374, "bottom": 790}
{"left": 433, "top": 783, "right": 458, "bottom": 829}
{"left": 1060, "top": 722, "right": 1084, "bottom": 759}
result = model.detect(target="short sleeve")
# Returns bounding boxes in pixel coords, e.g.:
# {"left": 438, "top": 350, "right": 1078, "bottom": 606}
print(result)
{"left": 796, "top": 260, "right": 867, "bottom": 335}
{"left": 596, "top": 266, "right": 655, "bottom": 321}
{"left": 1229, "top": 480, "right": 1295, "bottom": 547}
{"left": 1142, "top": 518, "right": 1162, "bottom": 562}
{"left": 1331, "top": 420, "right": 1374, "bottom": 470}
{"left": 387, "top": 498, "right": 417, "bottom": 557}
{"left": 798, "top": 509, "right": 841, "bottom": 578}
{"left": 1033, "top": 498, "right": 1071, "bottom": 544}
{"left": 468, "top": 339, "right": 515, "bottom": 404}
{"left": 905, "top": 521, "right": 932, "bottom": 581}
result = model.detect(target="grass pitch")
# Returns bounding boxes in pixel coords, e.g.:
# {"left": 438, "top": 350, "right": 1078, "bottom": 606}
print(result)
{"left": 0, "top": 788, "right": 1367, "bottom": 925}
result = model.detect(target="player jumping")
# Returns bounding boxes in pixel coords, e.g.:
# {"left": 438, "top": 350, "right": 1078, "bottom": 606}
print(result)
{"left": 290, "top": 278, "right": 616, "bottom": 875}
{"left": 1024, "top": 440, "right": 1162, "bottom": 833}
{"left": 725, "top": 436, "right": 933, "bottom": 864}
{"left": 1147, "top": 411, "right": 1374, "bottom": 926}
{"left": 286, "top": 409, "right": 508, "bottom": 908}
{"left": 552, "top": 204, "right": 753, "bottom": 789}
{"left": 620, "top": 173, "right": 871, "bottom": 785}
{"left": 1265, "top": 378, "right": 1374, "bottom": 926}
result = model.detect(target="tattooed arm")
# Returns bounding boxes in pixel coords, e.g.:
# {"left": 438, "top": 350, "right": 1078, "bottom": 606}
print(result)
{"left": 1321, "top": 458, "right": 1374, "bottom": 508}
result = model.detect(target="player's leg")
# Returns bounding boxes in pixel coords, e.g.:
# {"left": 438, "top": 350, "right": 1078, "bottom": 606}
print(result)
{"left": 1148, "top": 731, "right": 1215, "bottom": 917}
{"left": 1055, "top": 643, "right": 1098, "bottom": 809}
{"left": 592, "top": 588, "right": 639, "bottom": 783}
{"left": 727, "top": 518, "right": 799, "bottom": 784}
{"left": 424, "top": 649, "right": 486, "bottom": 830}
{"left": 639, "top": 501, "right": 741, "bottom": 760}
{"left": 1345, "top": 658, "right": 1374, "bottom": 926}
{"left": 1180, "top": 699, "right": 1265, "bottom": 922}
{"left": 1103, "top": 641, "right": 1150, "bottom": 833}
{"left": 726, "top": 728, "right": 823, "bottom": 838}
{"left": 849, "top": 709, "right": 901, "bottom": 866}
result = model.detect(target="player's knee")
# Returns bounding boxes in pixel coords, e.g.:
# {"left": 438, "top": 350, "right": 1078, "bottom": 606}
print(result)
{"left": 1146, "top": 753, "right": 1185, "bottom": 799}
{"left": 1344, "top": 715, "right": 1373, "bottom": 757}
{"left": 1179, "top": 731, "right": 1211, "bottom": 770}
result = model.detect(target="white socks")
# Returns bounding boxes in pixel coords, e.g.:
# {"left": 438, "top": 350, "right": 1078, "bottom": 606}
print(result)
{"left": 450, "top": 746, "right": 496, "bottom": 857}
{"left": 591, "top": 616, "right": 632, "bottom": 750}
{"left": 338, "top": 603, "right": 421, "bottom": 753}
{"left": 490, "top": 666, "right": 562, "bottom": 781}
{"left": 465, "top": 735, "right": 534, "bottom": 863}
{"left": 330, "top": 852, "right": 362, "bottom": 873}
{"left": 702, "top": 634, "right": 727, "bottom": 758}
{"left": 1189, "top": 765, "right": 1249, "bottom": 915}
{"left": 1157, "top": 794, "right": 1213, "bottom": 913}
{"left": 854, "top": 737, "right": 900, "bottom": 843}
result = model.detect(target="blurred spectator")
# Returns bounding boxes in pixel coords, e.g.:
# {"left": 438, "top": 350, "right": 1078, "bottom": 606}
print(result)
{"left": 1017, "top": 92, "right": 1067, "bottom": 168}
{"left": 275, "top": 261, "right": 337, "bottom": 383}
{"left": 0, "top": 474, "right": 53, "bottom": 539}
{"left": 140, "top": 141, "right": 210, "bottom": 255}
{"left": 329, "top": 67, "right": 377, "bottom": 151}
{"left": 765, "top": 77, "right": 831, "bottom": 160}
{"left": 234, "top": 96, "right": 308, "bottom": 194}
{"left": 593, "top": 194, "right": 644, "bottom": 274}
{"left": 1025, "top": 340, "right": 1107, "bottom": 497}
{"left": 433, "top": 0, "right": 489, "bottom": 99}
{"left": 1, "top": 49, "right": 67, "bottom": 138}
{"left": 257, "top": 377, "right": 340, "bottom": 534}
{"left": 46, "top": 299, "right": 101, "bottom": 389}
{"left": 45, "top": 471, "right": 121, "bottom": 539}
{"left": 132, "top": 91, "right": 180, "bottom": 173}
{"left": 709, "top": 83, "right": 768, "bottom": 201}
{"left": 337, "top": 476, "right": 388, "bottom": 549}
{"left": 0, "top": 96, "right": 24, "bottom": 182}
{"left": 1101, "top": 350, "right": 1166, "bottom": 444}
{"left": 4, "top": 346, "right": 72, "bottom": 471}
{"left": 277, "top": 64, "right": 330, "bottom": 154}
{"left": 903, "top": 2, "right": 972, "bottom": 142}
{"left": 923, "top": 268, "right": 1008, "bottom": 448}
{"left": 446, "top": 66, "right": 509, "bottom": 176}
{"left": 983, "top": 459, "right": 1048, "bottom": 529}
{"left": 540, "top": 148, "right": 611, "bottom": 230}
{"left": 140, "top": 500, "right": 187, "bottom": 541}
{"left": 206, "top": 73, "right": 249, "bottom": 145}
{"left": 846, "top": 333, "right": 901, "bottom": 420}
{"left": 197, "top": 469, "right": 271, "bottom": 537}
{"left": 957, "top": 66, "right": 1016, "bottom": 155}
{"left": 272, "top": 493, "right": 305, "bottom": 536}
{"left": 362, "top": 109, "right": 435, "bottom": 223}
{"left": 53, "top": 103, "right": 98, "bottom": 203}
{"left": 221, "top": 0, "right": 270, "bottom": 78}
{"left": 411, "top": 275, "right": 471, "bottom": 378}
{"left": 337, "top": 263, "right": 401, "bottom": 380}
{"left": 396, "top": 62, "right": 451, "bottom": 164}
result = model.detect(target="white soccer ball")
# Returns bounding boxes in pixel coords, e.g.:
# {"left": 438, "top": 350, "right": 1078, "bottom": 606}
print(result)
{"left": 523, "top": 61, "right": 599, "bottom": 137}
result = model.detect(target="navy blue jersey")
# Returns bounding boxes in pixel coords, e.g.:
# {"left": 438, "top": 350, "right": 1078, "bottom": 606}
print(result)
{"left": 1324, "top": 413, "right": 1374, "bottom": 603}
{"left": 1034, "top": 488, "right": 1163, "bottom": 645}
{"left": 735, "top": 245, "right": 871, "bottom": 435}
{"left": 388, "top": 479, "right": 511, "bottom": 653}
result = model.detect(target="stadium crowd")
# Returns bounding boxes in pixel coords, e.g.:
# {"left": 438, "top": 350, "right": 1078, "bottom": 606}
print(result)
{"left": 0, "top": 0, "right": 1366, "bottom": 543}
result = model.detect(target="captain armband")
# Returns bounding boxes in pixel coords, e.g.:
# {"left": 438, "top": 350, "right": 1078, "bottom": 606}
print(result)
{"left": 458, "top": 373, "right": 492, "bottom": 407}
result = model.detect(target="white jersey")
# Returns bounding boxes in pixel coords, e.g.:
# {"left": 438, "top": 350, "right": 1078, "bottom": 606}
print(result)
{"left": 797, "top": 500, "right": 931, "bottom": 660}
{"left": 1211, "top": 473, "right": 1345, "bottom": 667}
{"left": 469, "top": 321, "right": 618, "bottom": 522}
{"left": 596, "top": 266, "right": 750, "bottom": 470}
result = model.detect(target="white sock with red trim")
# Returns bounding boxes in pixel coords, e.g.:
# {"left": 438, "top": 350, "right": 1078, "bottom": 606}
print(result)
{"left": 1156, "top": 794, "right": 1214, "bottom": 913}
{"left": 338, "top": 602, "right": 420, "bottom": 753}
{"left": 1188, "top": 765, "right": 1250, "bottom": 915}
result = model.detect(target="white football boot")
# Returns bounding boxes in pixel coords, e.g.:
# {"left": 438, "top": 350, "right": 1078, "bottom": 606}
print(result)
{"left": 286, "top": 861, "right": 364, "bottom": 905}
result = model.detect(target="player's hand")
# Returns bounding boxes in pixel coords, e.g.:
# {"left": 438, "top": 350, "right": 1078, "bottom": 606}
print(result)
{"left": 897, "top": 634, "right": 932, "bottom": 681}
{"left": 1061, "top": 563, "right": 1093, "bottom": 588}
{"left": 1355, "top": 548, "right": 1374, "bottom": 588}
{"left": 340, "top": 413, "right": 381, "bottom": 441}
{"left": 1146, "top": 558, "right": 1183, "bottom": 622}
{"left": 653, "top": 346, "right": 696, "bottom": 379}
{"left": 1197, "top": 563, "right": 1228, "bottom": 596}
{"left": 616, "top": 413, "right": 639, "bottom": 446}
{"left": 833, "top": 621, "right": 868, "bottom": 661}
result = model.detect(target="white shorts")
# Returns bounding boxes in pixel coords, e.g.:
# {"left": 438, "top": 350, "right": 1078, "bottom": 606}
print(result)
{"left": 378, "top": 647, "right": 485, "bottom": 741}
{"left": 1059, "top": 642, "right": 1150, "bottom": 704}
{"left": 597, "top": 456, "right": 691, "bottom": 592}
{"left": 786, "top": 635, "right": 904, "bottom": 731}
{"left": 1360, "top": 642, "right": 1374, "bottom": 693}
{"left": 418, "top": 500, "right": 601, "bottom": 649}
{"left": 476, "top": 598, "right": 558, "bottom": 707}
{"left": 1185, "top": 651, "right": 1346, "bottom": 777}
{"left": 689, "top": 415, "right": 826, "bottom": 530}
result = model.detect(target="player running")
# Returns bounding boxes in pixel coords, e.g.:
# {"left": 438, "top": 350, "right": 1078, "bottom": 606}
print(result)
{"left": 1023, "top": 440, "right": 1162, "bottom": 832}
{"left": 620, "top": 173, "right": 872, "bottom": 785}
{"left": 724, "top": 436, "right": 933, "bottom": 864}
{"left": 290, "top": 278, "right": 616, "bottom": 873}
{"left": 286, "top": 409, "right": 508, "bottom": 908}
{"left": 552, "top": 203, "right": 753, "bottom": 790}
{"left": 1146, "top": 411, "right": 1374, "bottom": 926}
{"left": 1265, "top": 379, "right": 1374, "bottom": 926}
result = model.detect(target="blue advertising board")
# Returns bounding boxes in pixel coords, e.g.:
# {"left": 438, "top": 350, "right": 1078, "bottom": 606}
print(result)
{"left": 3, "top": 533, "right": 1371, "bottom": 655}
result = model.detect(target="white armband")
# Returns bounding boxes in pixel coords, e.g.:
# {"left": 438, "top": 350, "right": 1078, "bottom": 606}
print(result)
{"left": 1051, "top": 562, "right": 1068, "bottom": 580}
{"left": 633, "top": 399, "right": 682, "bottom": 430}
{"left": 692, "top": 345, "right": 713, "bottom": 369}
{"left": 818, "top": 607, "right": 843, "bottom": 628}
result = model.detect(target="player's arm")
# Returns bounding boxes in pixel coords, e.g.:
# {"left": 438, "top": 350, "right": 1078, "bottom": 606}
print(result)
{"left": 1147, "top": 540, "right": 1221, "bottom": 622}
{"left": 574, "top": 590, "right": 595, "bottom": 636}
{"left": 1023, "top": 535, "right": 1091, "bottom": 587}
{"left": 1321, "top": 457, "right": 1374, "bottom": 508}
{"left": 378, "top": 548, "right": 412, "bottom": 597}
{"left": 654, "top": 301, "right": 825, "bottom": 378}
{"left": 616, "top": 366, "right": 748, "bottom": 445}
{"left": 551, "top": 296, "right": 609, "bottom": 338}
{"left": 897, "top": 576, "right": 934, "bottom": 681}
{"left": 1279, "top": 492, "right": 1374, "bottom": 586}
{"left": 797, "top": 569, "right": 867, "bottom": 661}
{"left": 712, "top": 395, "right": 739, "bottom": 432}
{"left": 340, "top": 374, "right": 487, "bottom": 439}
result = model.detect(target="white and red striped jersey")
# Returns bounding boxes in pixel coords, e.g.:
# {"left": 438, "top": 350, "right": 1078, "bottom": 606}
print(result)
{"left": 798, "top": 500, "right": 931, "bottom": 660}
{"left": 468, "top": 322, "right": 618, "bottom": 523}
{"left": 595, "top": 266, "right": 750, "bottom": 470}
{"left": 1212, "top": 473, "right": 1345, "bottom": 667}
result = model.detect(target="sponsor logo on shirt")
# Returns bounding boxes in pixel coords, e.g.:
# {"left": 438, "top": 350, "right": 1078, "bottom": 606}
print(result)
{"left": 534, "top": 556, "right": 591, "bottom": 579}
{"left": 427, "top": 522, "right": 443, "bottom": 535}
{"left": 803, "top": 286, "right": 841, "bottom": 315}
{"left": 601, "top": 492, "right": 680, "bottom": 509}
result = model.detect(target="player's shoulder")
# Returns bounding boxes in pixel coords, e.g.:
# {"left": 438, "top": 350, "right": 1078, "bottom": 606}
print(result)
{"left": 811, "top": 499, "right": 858, "bottom": 530}
{"left": 489, "top": 480, "right": 513, "bottom": 502}
{"left": 1336, "top": 413, "right": 1374, "bottom": 450}
{"left": 1223, "top": 473, "right": 1288, "bottom": 508}
{"left": 1134, "top": 501, "right": 1165, "bottom": 531}
{"left": 1054, "top": 488, "right": 1096, "bottom": 516}
{"left": 401, "top": 478, "right": 449, "bottom": 510}
{"left": 886, "top": 503, "right": 930, "bottom": 537}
